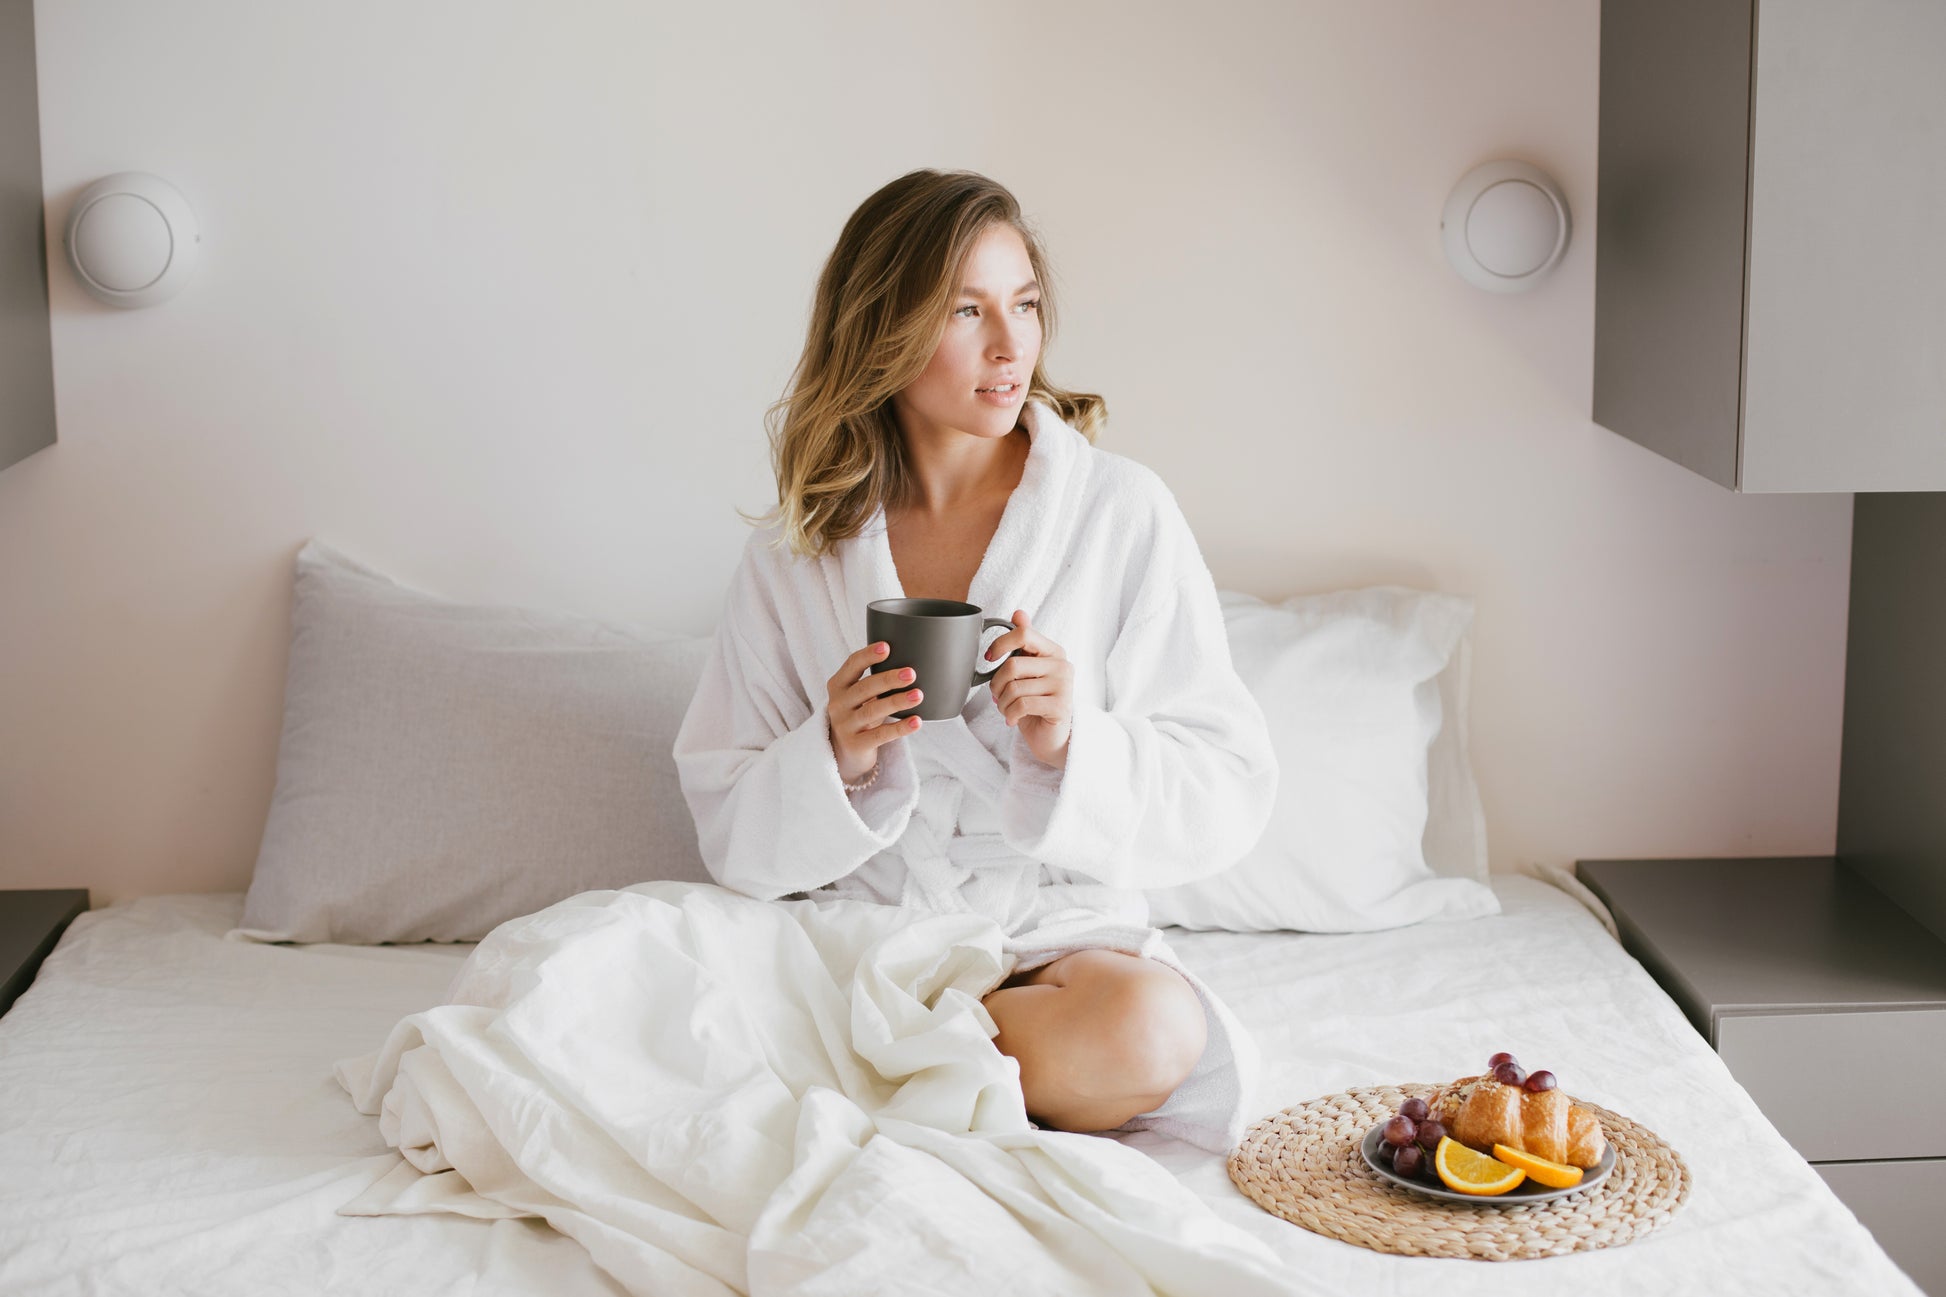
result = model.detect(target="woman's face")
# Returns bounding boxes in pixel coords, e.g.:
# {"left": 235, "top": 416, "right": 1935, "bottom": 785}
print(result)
{"left": 892, "top": 222, "right": 1043, "bottom": 444}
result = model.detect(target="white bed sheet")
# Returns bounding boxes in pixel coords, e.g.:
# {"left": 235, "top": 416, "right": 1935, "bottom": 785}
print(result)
{"left": 0, "top": 876, "right": 1920, "bottom": 1296}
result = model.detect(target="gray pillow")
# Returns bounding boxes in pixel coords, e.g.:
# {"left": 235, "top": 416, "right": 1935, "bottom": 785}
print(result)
{"left": 231, "top": 539, "right": 714, "bottom": 944}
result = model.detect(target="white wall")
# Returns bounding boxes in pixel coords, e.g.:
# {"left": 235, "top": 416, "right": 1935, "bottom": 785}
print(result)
{"left": 0, "top": 0, "right": 1853, "bottom": 903}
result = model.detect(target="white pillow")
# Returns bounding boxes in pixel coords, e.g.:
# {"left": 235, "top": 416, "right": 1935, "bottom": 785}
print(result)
{"left": 1146, "top": 587, "right": 1499, "bottom": 933}
{"left": 232, "top": 539, "right": 715, "bottom": 944}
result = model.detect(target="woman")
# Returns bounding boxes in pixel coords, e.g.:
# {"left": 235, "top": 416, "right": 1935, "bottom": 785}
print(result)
{"left": 674, "top": 169, "right": 1277, "bottom": 1151}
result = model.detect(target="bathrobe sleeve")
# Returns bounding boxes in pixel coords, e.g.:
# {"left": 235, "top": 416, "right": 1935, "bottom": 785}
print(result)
{"left": 999, "top": 478, "right": 1278, "bottom": 891}
{"left": 673, "top": 541, "right": 922, "bottom": 901}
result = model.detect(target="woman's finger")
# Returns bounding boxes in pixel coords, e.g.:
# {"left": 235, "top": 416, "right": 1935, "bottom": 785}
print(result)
{"left": 991, "top": 658, "right": 1071, "bottom": 705}
{"left": 994, "top": 674, "right": 1060, "bottom": 712}
{"left": 985, "top": 610, "right": 1064, "bottom": 662}
{"left": 845, "top": 663, "right": 916, "bottom": 708}
{"left": 1003, "top": 693, "right": 1066, "bottom": 725}
{"left": 829, "top": 642, "right": 888, "bottom": 687}
{"left": 862, "top": 713, "right": 922, "bottom": 747}
{"left": 862, "top": 686, "right": 924, "bottom": 727}
{"left": 1014, "top": 610, "right": 1065, "bottom": 658}
{"left": 989, "top": 654, "right": 1058, "bottom": 690}
{"left": 984, "top": 627, "right": 1029, "bottom": 661}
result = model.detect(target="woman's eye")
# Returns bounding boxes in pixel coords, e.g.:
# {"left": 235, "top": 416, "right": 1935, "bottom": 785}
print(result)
{"left": 953, "top": 300, "right": 1040, "bottom": 318}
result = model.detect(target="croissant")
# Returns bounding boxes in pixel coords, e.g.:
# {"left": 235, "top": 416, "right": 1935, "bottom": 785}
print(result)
{"left": 1430, "top": 1075, "right": 1607, "bottom": 1170}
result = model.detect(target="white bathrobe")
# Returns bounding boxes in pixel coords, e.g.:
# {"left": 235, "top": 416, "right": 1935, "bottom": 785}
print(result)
{"left": 673, "top": 398, "right": 1279, "bottom": 1150}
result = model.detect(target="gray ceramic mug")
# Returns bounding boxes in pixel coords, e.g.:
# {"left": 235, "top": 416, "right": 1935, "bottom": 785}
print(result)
{"left": 865, "top": 598, "right": 1017, "bottom": 722}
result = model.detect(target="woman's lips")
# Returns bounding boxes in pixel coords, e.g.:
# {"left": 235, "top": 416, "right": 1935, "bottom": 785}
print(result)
{"left": 975, "top": 383, "right": 1023, "bottom": 406}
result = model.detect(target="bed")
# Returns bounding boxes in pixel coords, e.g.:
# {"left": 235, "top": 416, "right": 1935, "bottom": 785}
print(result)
{"left": 0, "top": 871, "right": 1920, "bottom": 1295}
{"left": 6, "top": 542, "right": 1916, "bottom": 1293}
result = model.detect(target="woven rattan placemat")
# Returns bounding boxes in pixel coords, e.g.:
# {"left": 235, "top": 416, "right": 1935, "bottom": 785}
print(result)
{"left": 1228, "top": 1083, "right": 1691, "bottom": 1261}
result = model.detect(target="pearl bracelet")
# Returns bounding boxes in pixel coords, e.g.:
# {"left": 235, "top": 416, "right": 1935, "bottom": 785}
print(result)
{"left": 840, "top": 761, "right": 881, "bottom": 795}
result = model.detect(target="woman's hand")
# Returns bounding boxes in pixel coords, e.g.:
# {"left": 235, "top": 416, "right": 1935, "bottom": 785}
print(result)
{"left": 826, "top": 641, "right": 922, "bottom": 785}
{"left": 986, "top": 609, "right": 1075, "bottom": 768}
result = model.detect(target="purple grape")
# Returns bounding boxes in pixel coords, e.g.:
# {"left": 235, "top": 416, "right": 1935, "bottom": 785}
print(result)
{"left": 1383, "top": 1115, "right": 1418, "bottom": 1148}
{"left": 1524, "top": 1069, "right": 1558, "bottom": 1093}
{"left": 1375, "top": 1138, "right": 1396, "bottom": 1163}
{"left": 1493, "top": 1062, "right": 1527, "bottom": 1087}
{"left": 1393, "top": 1144, "right": 1425, "bottom": 1178}
{"left": 1415, "top": 1118, "right": 1447, "bottom": 1151}
{"left": 1488, "top": 1051, "right": 1519, "bottom": 1071}
{"left": 1399, "top": 1097, "right": 1429, "bottom": 1123}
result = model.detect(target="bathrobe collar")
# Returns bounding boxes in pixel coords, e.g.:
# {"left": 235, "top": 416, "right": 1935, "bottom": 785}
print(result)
{"left": 842, "top": 397, "right": 1079, "bottom": 628}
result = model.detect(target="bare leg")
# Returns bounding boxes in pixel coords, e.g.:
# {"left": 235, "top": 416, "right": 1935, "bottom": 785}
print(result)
{"left": 981, "top": 949, "right": 1208, "bottom": 1133}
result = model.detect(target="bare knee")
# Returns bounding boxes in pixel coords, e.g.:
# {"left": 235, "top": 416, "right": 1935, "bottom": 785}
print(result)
{"left": 983, "top": 951, "right": 1208, "bottom": 1133}
{"left": 1093, "top": 954, "right": 1207, "bottom": 1102}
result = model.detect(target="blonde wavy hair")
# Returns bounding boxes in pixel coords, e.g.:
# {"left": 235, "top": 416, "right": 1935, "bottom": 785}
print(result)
{"left": 751, "top": 169, "right": 1107, "bottom": 558}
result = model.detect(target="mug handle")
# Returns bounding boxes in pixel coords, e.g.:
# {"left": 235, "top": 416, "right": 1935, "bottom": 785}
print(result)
{"left": 972, "top": 618, "right": 1017, "bottom": 689}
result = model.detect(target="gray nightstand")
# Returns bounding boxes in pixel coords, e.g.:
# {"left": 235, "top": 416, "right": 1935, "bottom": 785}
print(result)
{"left": 1577, "top": 858, "right": 1946, "bottom": 1296}
{"left": 0, "top": 889, "right": 90, "bottom": 1019}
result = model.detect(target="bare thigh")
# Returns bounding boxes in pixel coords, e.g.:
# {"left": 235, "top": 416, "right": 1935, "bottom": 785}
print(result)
{"left": 981, "top": 949, "right": 1208, "bottom": 1134}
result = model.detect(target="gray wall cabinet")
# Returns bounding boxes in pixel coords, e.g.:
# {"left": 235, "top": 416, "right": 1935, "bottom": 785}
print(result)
{"left": 1595, "top": 0, "right": 1946, "bottom": 493}
{"left": 1, "top": 0, "right": 56, "bottom": 476}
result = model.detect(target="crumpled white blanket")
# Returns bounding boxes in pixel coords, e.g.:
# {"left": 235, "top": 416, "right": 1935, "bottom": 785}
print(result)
{"left": 332, "top": 881, "right": 1312, "bottom": 1297}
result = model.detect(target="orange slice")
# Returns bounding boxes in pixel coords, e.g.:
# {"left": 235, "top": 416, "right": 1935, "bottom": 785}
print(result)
{"left": 1433, "top": 1137, "right": 1527, "bottom": 1196}
{"left": 1491, "top": 1144, "right": 1584, "bottom": 1189}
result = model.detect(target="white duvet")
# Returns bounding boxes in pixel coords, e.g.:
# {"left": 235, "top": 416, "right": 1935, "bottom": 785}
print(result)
{"left": 332, "top": 881, "right": 1305, "bottom": 1297}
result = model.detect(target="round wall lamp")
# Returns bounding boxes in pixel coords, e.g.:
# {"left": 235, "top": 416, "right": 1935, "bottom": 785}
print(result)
{"left": 1440, "top": 160, "right": 1569, "bottom": 294}
{"left": 64, "top": 172, "right": 202, "bottom": 308}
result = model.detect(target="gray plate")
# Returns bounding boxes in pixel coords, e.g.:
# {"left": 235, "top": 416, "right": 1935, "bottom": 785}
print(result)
{"left": 1359, "top": 1123, "right": 1616, "bottom": 1205}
